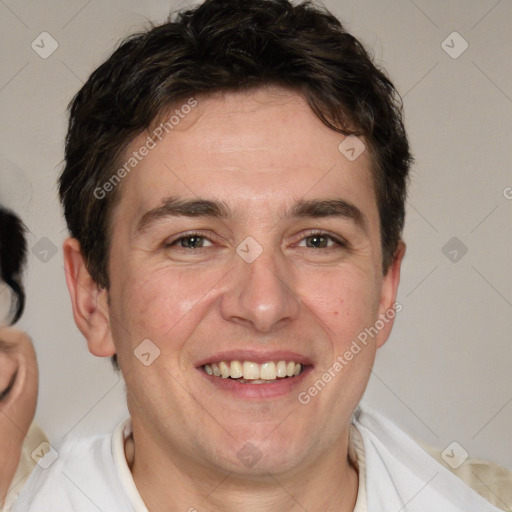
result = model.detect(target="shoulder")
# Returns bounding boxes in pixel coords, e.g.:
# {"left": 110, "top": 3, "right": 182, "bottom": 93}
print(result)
{"left": 352, "top": 403, "right": 510, "bottom": 511}
{"left": 3, "top": 422, "right": 48, "bottom": 511}
{"left": 420, "top": 443, "right": 512, "bottom": 511}
{"left": 11, "top": 428, "right": 132, "bottom": 512}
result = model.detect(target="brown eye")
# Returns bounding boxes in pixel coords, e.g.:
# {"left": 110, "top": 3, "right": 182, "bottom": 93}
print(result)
{"left": 176, "top": 235, "right": 207, "bottom": 248}
{"left": 297, "top": 232, "right": 345, "bottom": 249}
{"left": 166, "top": 233, "right": 214, "bottom": 249}
{"left": 305, "top": 235, "right": 331, "bottom": 248}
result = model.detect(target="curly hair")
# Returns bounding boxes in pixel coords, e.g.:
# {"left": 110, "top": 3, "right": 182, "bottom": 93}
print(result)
{"left": 59, "top": 0, "right": 412, "bottom": 290}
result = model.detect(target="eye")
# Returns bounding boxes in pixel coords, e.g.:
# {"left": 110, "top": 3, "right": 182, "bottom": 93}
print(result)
{"left": 0, "top": 368, "right": 17, "bottom": 402}
{"left": 166, "top": 232, "right": 214, "bottom": 249}
{"left": 297, "top": 232, "right": 346, "bottom": 249}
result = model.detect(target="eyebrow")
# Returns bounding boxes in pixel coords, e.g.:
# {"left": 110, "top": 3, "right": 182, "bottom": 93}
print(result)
{"left": 289, "top": 199, "right": 367, "bottom": 232}
{"left": 135, "top": 196, "right": 367, "bottom": 235}
{"left": 136, "top": 197, "right": 229, "bottom": 234}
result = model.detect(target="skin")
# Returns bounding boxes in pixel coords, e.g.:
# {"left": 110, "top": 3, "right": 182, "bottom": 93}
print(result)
{"left": 64, "top": 87, "right": 405, "bottom": 512}
{"left": 0, "top": 326, "right": 39, "bottom": 506}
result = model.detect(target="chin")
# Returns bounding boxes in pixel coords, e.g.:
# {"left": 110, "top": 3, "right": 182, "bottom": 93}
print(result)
{"left": 213, "top": 432, "right": 308, "bottom": 477}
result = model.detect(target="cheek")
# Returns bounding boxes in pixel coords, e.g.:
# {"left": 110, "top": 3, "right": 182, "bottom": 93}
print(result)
{"left": 110, "top": 263, "right": 222, "bottom": 353}
{"left": 299, "top": 266, "right": 381, "bottom": 343}
{"left": 0, "top": 358, "right": 38, "bottom": 434}
{"left": 13, "top": 376, "right": 38, "bottom": 432}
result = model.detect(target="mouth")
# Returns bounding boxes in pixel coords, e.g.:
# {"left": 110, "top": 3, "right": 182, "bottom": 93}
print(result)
{"left": 202, "top": 360, "right": 304, "bottom": 383}
{"left": 197, "top": 352, "right": 312, "bottom": 399}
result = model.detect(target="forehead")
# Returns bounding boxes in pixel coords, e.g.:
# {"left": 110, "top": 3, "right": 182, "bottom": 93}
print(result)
{"left": 115, "top": 87, "right": 377, "bottom": 227}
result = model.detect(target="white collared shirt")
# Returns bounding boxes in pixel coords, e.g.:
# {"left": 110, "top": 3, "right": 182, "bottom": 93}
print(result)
{"left": 11, "top": 403, "right": 510, "bottom": 511}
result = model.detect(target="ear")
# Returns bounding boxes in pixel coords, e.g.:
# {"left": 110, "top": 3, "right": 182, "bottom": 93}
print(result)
{"left": 375, "top": 241, "right": 406, "bottom": 349}
{"left": 63, "top": 238, "right": 116, "bottom": 358}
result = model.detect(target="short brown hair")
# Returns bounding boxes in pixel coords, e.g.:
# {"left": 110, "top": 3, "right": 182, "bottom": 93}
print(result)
{"left": 59, "top": 0, "right": 412, "bottom": 289}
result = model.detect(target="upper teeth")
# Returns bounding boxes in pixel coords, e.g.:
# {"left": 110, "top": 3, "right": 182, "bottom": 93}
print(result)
{"left": 203, "top": 361, "right": 303, "bottom": 380}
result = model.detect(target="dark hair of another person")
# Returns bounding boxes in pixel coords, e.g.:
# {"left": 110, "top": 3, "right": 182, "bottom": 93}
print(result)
{"left": 0, "top": 207, "right": 27, "bottom": 324}
{"left": 59, "top": 0, "right": 412, "bottom": 290}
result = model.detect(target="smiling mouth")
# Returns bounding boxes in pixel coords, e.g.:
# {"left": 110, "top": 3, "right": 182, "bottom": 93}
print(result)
{"left": 202, "top": 360, "right": 304, "bottom": 384}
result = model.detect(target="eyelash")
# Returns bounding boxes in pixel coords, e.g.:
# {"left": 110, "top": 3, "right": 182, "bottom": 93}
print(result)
{"left": 298, "top": 230, "right": 347, "bottom": 249}
{"left": 165, "top": 230, "right": 347, "bottom": 249}
{"left": 165, "top": 231, "right": 213, "bottom": 249}
{"left": 0, "top": 370, "right": 17, "bottom": 402}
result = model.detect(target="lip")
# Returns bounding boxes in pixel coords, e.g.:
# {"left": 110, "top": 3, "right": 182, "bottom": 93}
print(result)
{"left": 198, "top": 364, "right": 312, "bottom": 400}
{"left": 195, "top": 349, "right": 314, "bottom": 368}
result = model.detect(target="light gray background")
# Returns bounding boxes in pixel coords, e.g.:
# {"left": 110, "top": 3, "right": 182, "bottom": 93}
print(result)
{"left": 1, "top": 0, "right": 511, "bottom": 473}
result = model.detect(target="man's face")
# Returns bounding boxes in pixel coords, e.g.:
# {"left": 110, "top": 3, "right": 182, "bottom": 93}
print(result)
{"left": 103, "top": 88, "right": 401, "bottom": 475}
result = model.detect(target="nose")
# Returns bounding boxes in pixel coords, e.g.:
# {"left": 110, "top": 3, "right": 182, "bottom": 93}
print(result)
{"left": 219, "top": 249, "right": 301, "bottom": 333}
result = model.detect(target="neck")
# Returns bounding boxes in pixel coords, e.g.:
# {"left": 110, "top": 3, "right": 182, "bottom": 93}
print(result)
{"left": 128, "top": 423, "right": 359, "bottom": 512}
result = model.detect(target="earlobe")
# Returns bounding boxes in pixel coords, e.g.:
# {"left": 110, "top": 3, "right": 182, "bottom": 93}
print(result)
{"left": 375, "top": 241, "right": 406, "bottom": 349}
{"left": 62, "top": 238, "right": 116, "bottom": 358}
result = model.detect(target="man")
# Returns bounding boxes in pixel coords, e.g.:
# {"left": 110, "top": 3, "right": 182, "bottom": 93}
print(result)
{"left": 13, "top": 0, "right": 511, "bottom": 510}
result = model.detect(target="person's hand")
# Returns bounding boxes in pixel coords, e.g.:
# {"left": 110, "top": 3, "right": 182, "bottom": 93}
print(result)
{"left": 0, "top": 327, "right": 38, "bottom": 506}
